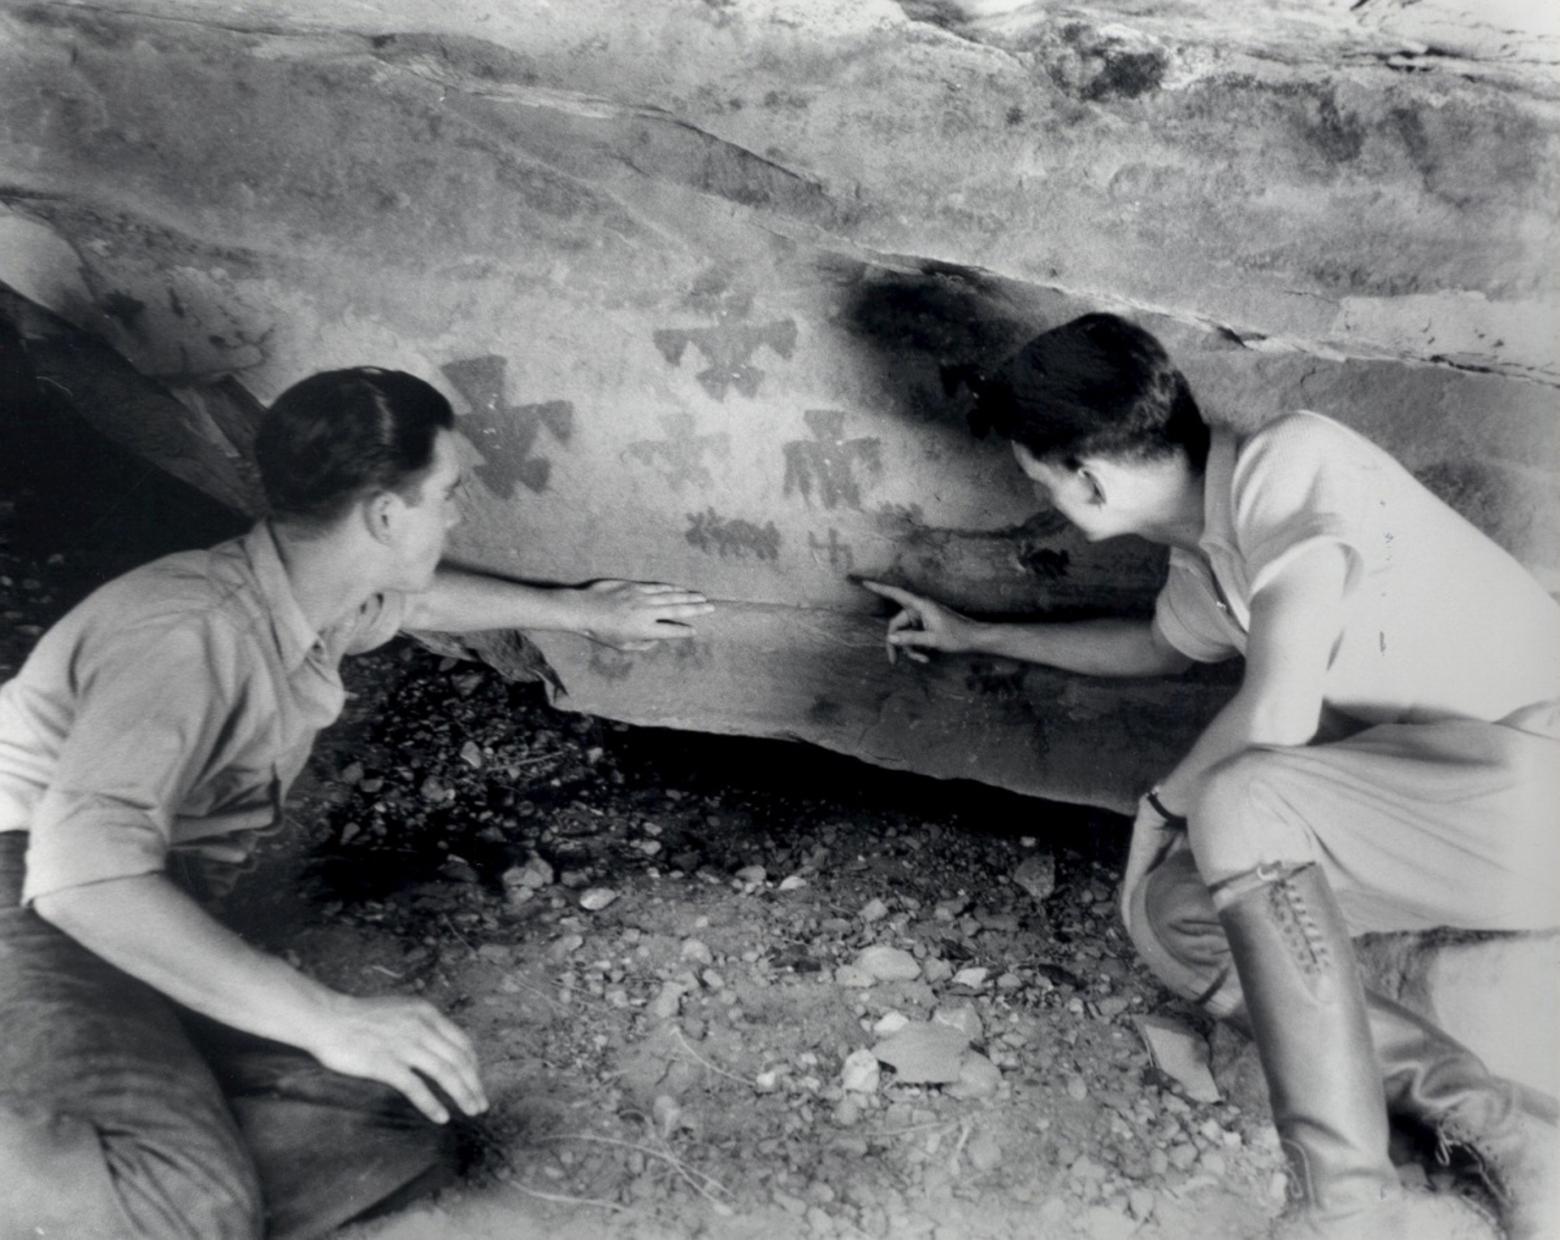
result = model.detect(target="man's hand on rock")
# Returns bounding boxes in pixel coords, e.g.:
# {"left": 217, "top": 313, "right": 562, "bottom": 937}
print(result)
{"left": 574, "top": 580, "right": 715, "bottom": 651}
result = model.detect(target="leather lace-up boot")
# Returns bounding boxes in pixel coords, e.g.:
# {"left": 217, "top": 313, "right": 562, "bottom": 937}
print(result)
{"left": 1217, "top": 863, "right": 1497, "bottom": 1240}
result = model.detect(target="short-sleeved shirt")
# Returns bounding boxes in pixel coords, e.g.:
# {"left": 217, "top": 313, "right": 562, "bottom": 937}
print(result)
{"left": 0, "top": 523, "right": 407, "bottom": 904}
{"left": 1153, "top": 411, "right": 1560, "bottom": 728}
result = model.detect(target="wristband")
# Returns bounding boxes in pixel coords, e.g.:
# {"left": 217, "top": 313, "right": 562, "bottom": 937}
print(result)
{"left": 1145, "top": 786, "right": 1188, "bottom": 827}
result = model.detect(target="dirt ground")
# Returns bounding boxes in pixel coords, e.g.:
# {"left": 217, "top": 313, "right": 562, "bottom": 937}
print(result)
{"left": 0, "top": 406, "right": 1479, "bottom": 1240}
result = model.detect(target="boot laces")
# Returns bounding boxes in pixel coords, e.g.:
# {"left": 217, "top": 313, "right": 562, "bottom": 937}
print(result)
{"left": 1435, "top": 1117, "right": 1510, "bottom": 1206}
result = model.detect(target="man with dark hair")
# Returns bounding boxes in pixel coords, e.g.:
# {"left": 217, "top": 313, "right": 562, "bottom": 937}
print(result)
{"left": 0, "top": 367, "right": 714, "bottom": 1239}
{"left": 863, "top": 315, "right": 1557, "bottom": 1239}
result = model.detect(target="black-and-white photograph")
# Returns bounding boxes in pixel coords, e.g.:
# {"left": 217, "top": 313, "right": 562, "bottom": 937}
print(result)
{"left": 1, "top": 2, "right": 1555, "bottom": 1237}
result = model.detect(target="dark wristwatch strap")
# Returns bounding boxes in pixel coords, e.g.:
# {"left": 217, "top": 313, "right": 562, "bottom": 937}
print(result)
{"left": 1145, "top": 786, "right": 1188, "bottom": 827}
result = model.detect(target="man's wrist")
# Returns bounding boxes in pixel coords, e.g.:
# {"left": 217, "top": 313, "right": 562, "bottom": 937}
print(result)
{"left": 960, "top": 619, "right": 994, "bottom": 656}
{"left": 1143, "top": 785, "right": 1188, "bottom": 827}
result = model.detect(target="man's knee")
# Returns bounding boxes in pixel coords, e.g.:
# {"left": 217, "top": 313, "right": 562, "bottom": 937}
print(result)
{"left": 1188, "top": 748, "right": 1318, "bottom": 886}
{"left": 0, "top": 1099, "right": 262, "bottom": 1240}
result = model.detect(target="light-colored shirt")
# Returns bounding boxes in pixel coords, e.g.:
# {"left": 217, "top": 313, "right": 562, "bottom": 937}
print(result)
{"left": 1154, "top": 411, "right": 1560, "bottom": 727}
{"left": 0, "top": 523, "right": 405, "bottom": 904}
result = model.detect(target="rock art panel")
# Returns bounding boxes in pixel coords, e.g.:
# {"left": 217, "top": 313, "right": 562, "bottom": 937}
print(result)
{"left": 625, "top": 414, "right": 731, "bottom": 492}
{"left": 0, "top": 0, "right": 1555, "bottom": 811}
{"left": 441, "top": 356, "right": 574, "bottom": 497}
{"left": 782, "top": 411, "right": 884, "bottom": 512}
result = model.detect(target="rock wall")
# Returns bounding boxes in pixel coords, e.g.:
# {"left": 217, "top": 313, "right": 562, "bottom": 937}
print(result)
{"left": 1, "top": 0, "right": 1556, "bottom": 810}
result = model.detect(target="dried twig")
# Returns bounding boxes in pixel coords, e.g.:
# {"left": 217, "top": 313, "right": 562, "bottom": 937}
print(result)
{"left": 442, "top": 914, "right": 475, "bottom": 954}
{"left": 541, "top": 1132, "right": 728, "bottom": 1194}
{"left": 671, "top": 1024, "right": 754, "bottom": 1087}
{"left": 494, "top": 1167, "right": 628, "bottom": 1213}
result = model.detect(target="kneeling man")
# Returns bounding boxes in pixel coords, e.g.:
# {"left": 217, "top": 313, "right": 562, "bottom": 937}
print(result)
{"left": 865, "top": 314, "right": 1557, "bottom": 1240}
{"left": 0, "top": 368, "right": 712, "bottom": 1239}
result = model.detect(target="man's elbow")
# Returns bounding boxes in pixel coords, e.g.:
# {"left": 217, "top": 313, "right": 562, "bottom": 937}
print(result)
{"left": 1247, "top": 700, "right": 1322, "bottom": 748}
{"left": 32, "top": 884, "right": 112, "bottom": 941}
{"left": 32, "top": 887, "right": 84, "bottom": 931}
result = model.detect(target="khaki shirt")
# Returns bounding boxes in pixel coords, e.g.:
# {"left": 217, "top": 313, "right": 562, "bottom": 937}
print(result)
{"left": 0, "top": 523, "right": 405, "bottom": 903}
{"left": 1154, "top": 411, "right": 1560, "bottom": 728}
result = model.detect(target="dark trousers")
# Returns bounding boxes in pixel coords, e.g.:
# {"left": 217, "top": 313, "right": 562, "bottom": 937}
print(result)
{"left": 0, "top": 834, "right": 455, "bottom": 1240}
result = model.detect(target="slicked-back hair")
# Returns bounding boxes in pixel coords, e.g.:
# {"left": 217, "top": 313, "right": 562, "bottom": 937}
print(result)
{"left": 255, "top": 368, "right": 455, "bottom": 529}
{"left": 973, "top": 314, "right": 1209, "bottom": 471}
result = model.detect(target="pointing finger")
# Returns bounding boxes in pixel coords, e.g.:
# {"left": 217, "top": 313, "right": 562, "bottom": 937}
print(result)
{"left": 860, "top": 580, "right": 917, "bottom": 606}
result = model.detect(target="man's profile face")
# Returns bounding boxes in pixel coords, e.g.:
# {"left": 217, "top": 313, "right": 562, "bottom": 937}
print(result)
{"left": 386, "top": 428, "right": 464, "bottom": 591}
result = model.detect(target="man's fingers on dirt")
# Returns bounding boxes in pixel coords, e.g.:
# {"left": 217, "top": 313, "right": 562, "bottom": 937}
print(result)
{"left": 405, "top": 1042, "right": 486, "bottom": 1116}
{"left": 382, "top": 1061, "right": 450, "bottom": 1125}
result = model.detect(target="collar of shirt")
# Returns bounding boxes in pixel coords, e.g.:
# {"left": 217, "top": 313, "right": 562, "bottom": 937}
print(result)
{"left": 1197, "top": 427, "right": 1239, "bottom": 562}
{"left": 1185, "top": 426, "right": 1249, "bottom": 629}
{"left": 240, "top": 522, "right": 327, "bottom": 673}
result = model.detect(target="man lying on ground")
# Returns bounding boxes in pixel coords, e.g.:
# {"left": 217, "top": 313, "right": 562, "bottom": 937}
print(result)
{"left": 863, "top": 313, "right": 1558, "bottom": 1240}
{"left": 0, "top": 367, "right": 714, "bottom": 1240}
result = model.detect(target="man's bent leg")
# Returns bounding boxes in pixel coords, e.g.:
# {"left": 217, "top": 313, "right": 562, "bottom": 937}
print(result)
{"left": 189, "top": 1018, "right": 461, "bottom": 1240}
{"left": 1178, "top": 740, "right": 1557, "bottom": 1237}
{"left": 0, "top": 837, "right": 261, "bottom": 1240}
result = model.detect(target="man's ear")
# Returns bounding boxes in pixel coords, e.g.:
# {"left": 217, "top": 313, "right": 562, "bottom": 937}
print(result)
{"left": 1076, "top": 464, "right": 1107, "bottom": 506}
{"left": 361, "top": 490, "right": 398, "bottom": 546}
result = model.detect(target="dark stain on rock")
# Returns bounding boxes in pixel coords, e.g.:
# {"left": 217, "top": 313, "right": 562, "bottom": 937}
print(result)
{"left": 685, "top": 508, "right": 781, "bottom": 561}
{"left": 103, "top": 290, "right": 146, "bottom": 330}
{"left": 1413, "top": 459, "right": 1511, "bottom": 542}
{"left": 441, "top": 355, "right": 573, "bottom": 497}
{"left": 807, "top": 697, "right": 845, "bottom": 726}
{"left": 588, "top": 645, "right": 636, "bottom": 682}
{"left": 167, "top": 286, "right": 186, "bottom": 319}
{"left": 837, "top": 266, "right": 1030, "bottom": 433}
{"left": 1021, "top": 546, "right": 1071, "bottom": 581}
{"left": 1307, "top": 90, "right": 1366, "bottom": 164}
{"left": 1389, "top": 105, "right": 1435, "bottom": 183}
{"left": 1080, "top": 49, "right": 1166, "bottom": 102}
{"left": 965, "top": 659, "right": 1029, "bottom": 703}
{"left": 1048, "top": 21, "right": 1168, "bottom": 102}
{"left": 782, "top": 410, "right": 883, "bottom": 511}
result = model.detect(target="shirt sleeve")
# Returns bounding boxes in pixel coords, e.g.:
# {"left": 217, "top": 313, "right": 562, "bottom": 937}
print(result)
{"left": 1152, "top": 552, "right": 1242, "bottom": 664}
{"left": 339, "top": 589, "right": 409, "bottom": 656}
{"left": 23, "top": 621, "right": 240, "bottom": 905}
{"left": 1232, "top": 414, "right": 1368, "bottom": 599}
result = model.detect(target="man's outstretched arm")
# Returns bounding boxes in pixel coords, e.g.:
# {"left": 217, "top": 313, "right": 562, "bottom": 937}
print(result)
{"left": 404, "top": 566, "right": 715, "bottom": 651}
{"left": 859, "top": 579, "right": 1192, "bottom": 677}
{"left": 1149, "top": 541, "right": 1349, "bottom": 814}
{"left": 1119, "top": 542, "right": 1350, "bottom": 932}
